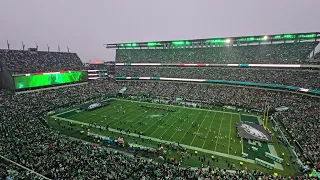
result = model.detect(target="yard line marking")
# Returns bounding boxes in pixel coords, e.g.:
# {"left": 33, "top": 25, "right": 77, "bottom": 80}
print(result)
{"left": 214, "top": 112, "right": 225, "bottom": 151}
{"left": 54, "top": 100, "right": 118, "bottom": 118}
{"left": 116, "top": 109, "right": 153, "bottom": 129}
{"left": 112, "top": 101, "right": 161, "bottom": 127}
{"left": 143, "top": 112, "right": 175, "bottom": 134}
{"left": 86, "top": 130, "right": 259, "bottom": 165}
{"left": 52, "top": 116, "right": 284, "bottom": 170}
{"left": 176, "top": 111, "right": 202, "bottom": 142}
{"left": 85, "top": 107, "right": 128, "bottom": 127}
{"left": 113, "top": 98, "right": 250, "bottom": 116}
{"left": 158, "top": 109, "right": 189, "bottom": 139}
{"left": 76, "top": 100, "right": 135, "bottom": 127}
{"left": 146, "top": 110, "right": 180, "bottom": 136}
{"left": 241, "top": 138, "right": 244, "bottom": 153}
{"left": 68, "top": 100, "right": 122, "bottom": 119}
{"left": 201, "top": 112, "right": 217, "bottom": 148}
{"left": 54, "top": 109, "right": 78, "bottom": 116}
{"left": 121, "top": 101, "right": 172, "bottom": 131}
{"left": 79, "top": 106, "right": 117, "bottom": 125}
{"left": 99, "top": 105, "right": 135, "bottom": 126}
{"left": 134, "top": 107, "right": 179, "bottom": 133}
{"left": 228, "top": 114, "right": 233, "bottom": 154}
{"left": 104, "top": 102, "right": 141, "bottom": 125}
{"left": 239, "top": 114, "right": 244, "bottom": 153}
{"left": 190, "top": 111, "right": 209, "bottom": 145}
{"left": 132, "top": 107, "right": 174, "bottom": 130}
{"left": 132, "top": 109, "right": 165, "bottom": 131}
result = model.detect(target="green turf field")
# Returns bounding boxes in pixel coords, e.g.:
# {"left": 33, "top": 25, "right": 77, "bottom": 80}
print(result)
{"left": 51, "top": 98, "right": 299, "bottom": 175}
{"left": 60, "top": 98, "right": 243, "bottom": 156}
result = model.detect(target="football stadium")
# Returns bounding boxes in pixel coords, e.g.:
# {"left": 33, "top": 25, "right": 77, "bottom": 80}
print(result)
{"left": 1, "top": 31, "right": 320, "bottom": 179}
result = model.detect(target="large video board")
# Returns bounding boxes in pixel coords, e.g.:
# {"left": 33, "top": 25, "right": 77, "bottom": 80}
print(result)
{"left": 14, "top": 71, "right": 88, "bottom": 89}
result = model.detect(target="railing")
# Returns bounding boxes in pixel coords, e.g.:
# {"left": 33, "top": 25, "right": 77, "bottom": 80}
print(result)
{"left": 0, "top": 155, "right": 51, "bottom": 179}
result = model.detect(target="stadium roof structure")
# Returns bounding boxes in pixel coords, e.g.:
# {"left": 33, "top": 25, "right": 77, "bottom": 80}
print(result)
{"left": 104, "top": 32, "right": 320, "bottom": 49}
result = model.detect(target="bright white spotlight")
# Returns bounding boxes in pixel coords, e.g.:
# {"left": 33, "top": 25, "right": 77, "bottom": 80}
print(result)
{"left": 225, "top": 39, "right": 231, "bottom": 43}
{"left": 263, "top": 35, "right": 268, "bottom": 40}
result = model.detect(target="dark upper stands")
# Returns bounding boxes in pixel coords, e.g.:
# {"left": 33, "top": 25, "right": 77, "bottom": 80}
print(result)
{"left": 116, "top": 67, "right": 320, "bottom": 90}
{"left": 116, "top": 42, "right": 318, "bottom": 64}
{"left": 0, "top": 49, "right": 84, "bottom": 73}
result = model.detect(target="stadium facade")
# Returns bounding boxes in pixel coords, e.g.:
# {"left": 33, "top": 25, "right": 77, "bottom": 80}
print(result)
{"left": 0, "top": 32, "right": 320, "bottom": 179}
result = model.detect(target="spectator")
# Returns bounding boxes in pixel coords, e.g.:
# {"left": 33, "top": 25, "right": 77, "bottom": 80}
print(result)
{"left": 0, "top": 49, "right": 84, "bottom": 73}
{"left": 0, "top": 80, "right": 319, "bottom": 179}
{"left": 116, "top": 66, "right": 320, "bottom": 90}
{"left": 116, "top": 42, "right": 318, "bottom": 64}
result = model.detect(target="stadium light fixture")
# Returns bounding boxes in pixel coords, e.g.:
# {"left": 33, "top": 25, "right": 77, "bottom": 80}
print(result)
{"left": 263, "top": 36, "right": 268, "bottom": 40}
{"left": 225, "top": 39, "right": 231, "bottom": 43}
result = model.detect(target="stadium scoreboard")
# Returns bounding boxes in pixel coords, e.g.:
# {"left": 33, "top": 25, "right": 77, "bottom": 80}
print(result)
{"left": 13, "top": 71, "right": 88, "bottom": 90}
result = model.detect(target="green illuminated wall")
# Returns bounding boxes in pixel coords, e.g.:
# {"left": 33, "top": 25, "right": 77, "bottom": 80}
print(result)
{"left": 113, "top": 33, "right": 318, "bottom": 48}
{"left": 14, "top": 71, "right": 87, "bottom": 89}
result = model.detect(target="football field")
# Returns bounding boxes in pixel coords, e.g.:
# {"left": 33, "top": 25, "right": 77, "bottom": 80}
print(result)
{"left": 50, "top": 99, "right": 297, "bottom": 175}
{"left": 58, "top": 99, "right": 245, "bottom": 156}
{"left": 52, "top": 98, "right": 296, "bottom": 172}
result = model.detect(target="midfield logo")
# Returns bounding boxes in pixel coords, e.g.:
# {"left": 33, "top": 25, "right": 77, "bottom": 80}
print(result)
{"left": 240, "top": 123, "right": 268, "bottom": 141}
{"left": 237, "top": 122, "right": 272, "bottom": 142}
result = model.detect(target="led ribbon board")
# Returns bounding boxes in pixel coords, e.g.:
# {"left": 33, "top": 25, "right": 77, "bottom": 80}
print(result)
{"left": 106, "top": 32, "right": 319, "bottom": 48}
{"left": 14, "top": 71, "right": 87, "bottom": 89}
{"left": 87, "top": 69, "right": 108, "bottom": 80}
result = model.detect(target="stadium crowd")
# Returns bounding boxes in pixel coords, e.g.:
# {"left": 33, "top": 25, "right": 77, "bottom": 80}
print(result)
{"left": 118, "top": 81, "right": 320, "bottom": 164}
{"left": 0, "top": 42, "right": 319, "bottom": 179}
{"left": 0, "top": 49, "right": 84, "bottom": 73}
{"left": 116, "top": 67, "right": 320, "bottom": 90}
{"left": 116, "top": 42, "right": 318, "bottom": 64}
{"left": 0, "top": 80, "right": 319, "bottom": 179}
{"left": 314, "top": 52, "right": 320, "bottom": 60}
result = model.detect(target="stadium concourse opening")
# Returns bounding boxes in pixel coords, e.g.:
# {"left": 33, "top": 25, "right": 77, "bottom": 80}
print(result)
{"left": 1, "top": 31, "right": 320, "bottom": 179}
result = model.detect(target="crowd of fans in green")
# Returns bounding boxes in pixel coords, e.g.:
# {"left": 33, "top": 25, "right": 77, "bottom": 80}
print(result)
{"left": 116, "top": 67, "right": 320, "bottom": 90}
{"left": 0, "top": 49, "right": 84, "bottom": 73}
{"left": 1, "top": 80, "right": 319, "bottom": 179}
{"left": 0, "top": 42, "right": 320, "bottom": 179}
{"left": 116, "top": 42, "right": 318, "bottom": 64}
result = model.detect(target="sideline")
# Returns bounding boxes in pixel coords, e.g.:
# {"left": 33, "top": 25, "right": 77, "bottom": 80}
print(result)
{"left": 68, "top": 136, "right": 237, "bottom": 173}
{"left": 53, "top": 98, "right": 257, "bottom": 118}
{"left": 52, "top": 99, "right": 284, "bottom": 171}
{"left": 53, "top": 116, "right": 286, "bottom": 169}
{"left": 112, "top": 98, "right": 257, "bottom": 117}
